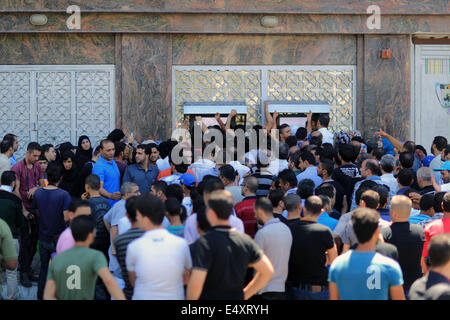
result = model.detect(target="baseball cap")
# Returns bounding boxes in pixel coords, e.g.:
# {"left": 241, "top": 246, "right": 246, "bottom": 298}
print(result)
{"left": 180, "top": 172, "right": 196, "bottom": 187}
{"left": 434, "top": 161, "right": 450, "bottom": 171}
{"left": 422, "top": 155, "right": 434, "bottom": 167}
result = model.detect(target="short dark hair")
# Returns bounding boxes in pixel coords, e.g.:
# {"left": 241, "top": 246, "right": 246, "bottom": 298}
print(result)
{"left": 352, "top": 207, "right": 380, "bottom": 244}
{"left": 135, "top": 193, "right": 165, "bottom": 225}
{"left": 46, "top": 163, "right": 62, "bottom": 185}
{"left": 360, "top": 190, "right": 380, "bottom": 209}
{"left": 1, "top": 171, "right": 16, "bottom": 186}
{"left": 444, "top": 144, "right": 450, "bottom": 158}
{"left": 285, "top": 136, "right": 298, "bottom": 148}
{"left": 166, "top": 184, "right": 184, "bottom": 203}
{"left": 419, "top": 193, "right": 435, "bottom": 211}
{"left": 295, "top": 127, "right": 307, "bottom": 140}
{"left": 319, "top": 158, "right": 334, "bottom": 177}
{"left": 289, "top": 150, "right": 302, "bottom": 169}
{"left": 338, "top": 144, "right": 357, "bottom": 163}
{"left": 432, "top": 136, "right": 448, "bottom": 152}
{"left": 428, "top": 233, "right": 450, "bottom": 268}
{"left": 207, "top": 190, "right": 234, "bottom": 220}
{"left": 114, "top": 141, "right": 126, "bottom": 157}
{"left": 165, "top": 197, "right": 182, "bottom": 216}
{"left": 304, "top": 195, "right": 323, "bottom": 215}
{"left": 355, "top": 180, "right": 378, "bottom": 206}
{"left": 399, "top": 152, "right": 414, "bottom": 169}
{"left": 41, "top": 144, "right": 54, "bottom": 154}
{"left": 296, "top": 178, "right": 315, "bottom": 199}
{"left": 283, "top": 194, "right": 301, "bottom": 212}
{"left": 403, "top": 141, "right": 416, "bottom": 154}
{"left": 397, "top": 168, "right": 414, "bottom": 187}
{"left": 279, "top": 169, "right": 298, "bottom": 189}
{"left": 27, "top": 142, "right": 41, "bottom": 153}
{"left": 269, "top": 189, "right": 285, "bottom": 207}
{"left": 301, "top": 151, "right": 316, "bottom": 166}
{"left": 85, "top": 174, "right": 101, "bottom": 191}
{"left": 0, "top": 139, "right": 14, "bottom": 154}
{"left": 364, "top": 160, "right": 381, "bottom": 176}
{"left": 278, "top": 123, "right": 290, "bottom": 134}
{"left": 68, "top": 199, "right": 91, "bottom": 213}
{"left": 443, "top": 192, "right": 450, "bottom": 212}
{"left": 137, "top": 143, "right": 151, "bottom": 155}
{"left": 93, "top": 145, "right": 101, "bottom": 156}
{"left": 196, "top": 205, "right": 211, "bottom": 233}
{"left": 318, "top": 194, "right": 330, "bottom": 210}
{"left": 3, "top": 133, "right": 16, "bottom": 141}
{"left": 219, "top": 164, "right": 236, "bottom": 182}
{"left": 100, "top": 139, "right": 114, "bottom": 150}
{"left": 125, "top": 196, "right": 139, "bottom": 222}
{"left": 203, "top": 178, "right": 225, "bottom": 195}
{"left": 375, "top": 184, "right": 389, "bottom": 208}
{"left": 254, "top": 197, "right": 273, "bottom": 215}
{"left": 415, "top": 145, "right": 427, "bottom": 157}
{"left": 433, "top": 192, "right": 447, "bottom": 213}
{"left": 71, "top": 215, "right": 96, "bottom": 242}
{"left": 373, "top": 148, "right": 386, "bottom": 161}
{"left": 318, "top": 114, "right": 330, "bottom": 128}
{"left": 315, "top": 184, "right": 335, "bottom": 200}
{"left": 151, "top": 180, "right": 167, "bottom": 195}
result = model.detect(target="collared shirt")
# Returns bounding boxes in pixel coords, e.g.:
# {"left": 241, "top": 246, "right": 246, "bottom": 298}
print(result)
{"left": 188, "top": 159, "right": 217, "bottom": 183}
{"left": 381, "top": 173, "right": 399, "bottom": 200}
{"left": 297, "top": 166, "right": 322, "bottom": 189}
{"left": 11, "top": 159, "right": 44, "bottom": 209}
{"left": 429, "top": 154, "right": 443, "bottom": 181}
{"left": 254, "top": 218, "right": 292, "bottom": 293}
{"left": 409, "top": 271, "right": 450, "bottom": 300}
{"left": 92, "top": 156, "right": 121, "bottom": 206}
{"left": 122, "top": 163, "right": 159, "bottom": 194}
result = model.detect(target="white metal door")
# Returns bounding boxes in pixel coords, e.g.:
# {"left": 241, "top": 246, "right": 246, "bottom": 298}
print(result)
{"left": 0, "top": 65, "right": 115, "bottom": 161}
{"left": 414, "top": 45, "right": 450, "bottom": 152}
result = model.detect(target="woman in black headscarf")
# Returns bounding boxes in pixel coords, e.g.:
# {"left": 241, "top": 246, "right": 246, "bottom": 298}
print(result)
{"left": 75, "top": 135, "right": 93, "bottom": 169}
{"left": 58, "top": 150, "right": 82, "bottom": 199}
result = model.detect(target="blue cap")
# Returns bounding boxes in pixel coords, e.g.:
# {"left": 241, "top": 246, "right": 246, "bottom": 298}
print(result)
{"left": 422, "top": 155, "right": 434, "bottom": 167}
{"left": 434, "top": 161, "right": 450, "bottom": 171}
{"left": 180, "top": 172, "right": 196, "bottom": 187}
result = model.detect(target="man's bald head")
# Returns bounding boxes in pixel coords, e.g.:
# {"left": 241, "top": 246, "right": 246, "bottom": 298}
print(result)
{"left": 390, "top": 195, "right": 412, "bottom": 221}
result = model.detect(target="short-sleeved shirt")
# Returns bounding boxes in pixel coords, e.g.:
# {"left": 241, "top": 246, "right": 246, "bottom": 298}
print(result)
{"left": 329, "top": 250, "right": 403, "bottom": 300}
{"left": 409, "top": 271, "right": 450, "bottom": 300}
{"left": 340, "top": 217, "right": 390, "bottom": 247}
{"left": 113, "top": 228, "right": 145, "bottom": 300}
{"left": 0, "top": 189, "right": 23, "bottom": 238}
{"left": 422, "top": 217, "right": 450, "bottom": 259}
{"left": 235, "top": 196, "right": 258, "bottom": 238}
{"left": 317, "top": 212, "right": 338, "bottom": 231}
{"left": 11, "top": 160, "right": 44, "bottom": 209}
{"left": 56, "top": 227, "right": 75, "bottom": 254}
{"left": 126, "top": 228, "right": 192, "bottom": 300}
{"left": 287, "top": 220, "right": 334, "bottom": 286}
{"left": 92, "top": 156, "right": 120, "bottom": 206}
{"left": 33, "top": 188, "right": 72, "bottom": 243}
{"left": 332, "top": 164, "right": 362, "bottom": 208}
{"left": 47, "top": 246, "right": 108, "bottom": 300}
{"left": 381, "top": 222, "right": 425, "bottom": 290}
{"left": 190, "top": 225, "right": 263, "bottom": 300}
{"left": 103, "top": 199, "right": 126, "bottom": 278}
{"left": 122, "top": 163, "right": 159, "bottom": 194}
{"left": 0, "top": 153, "right": 12, "bottom": 177}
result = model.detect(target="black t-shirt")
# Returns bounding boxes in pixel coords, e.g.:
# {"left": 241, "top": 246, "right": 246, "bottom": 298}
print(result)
{"left": 88, "top": 197, "right": 111, "bottom": 251}
{"left": 287, "top": 220, "right": 334, "bottom": 286}
{"left": 190, "top": 226, "right": 263, "bottom": 300}
{"left": 349, "top": 242, "right": 399, "bottom": 261}
{"left": 419, "top": 185, "right": 435, "bottom": 196}
{"left": 318, "top": 180, "right": 346, "bottom": 213}
{"left": 273, "top": 213, "right": 288, "bottom": 224}
{"left": 381, "top": 222, "right": 425, "bottom": 290}
{"left": 332, "top": 164, "right": 362, "bottom": 208}
{"left": 283, "top": 218, "right": 301, "bottom": 231}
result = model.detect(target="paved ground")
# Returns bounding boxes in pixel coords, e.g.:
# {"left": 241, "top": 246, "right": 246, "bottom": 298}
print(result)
{"left": 1, "top": 254, "right": 40, "bottom": 300}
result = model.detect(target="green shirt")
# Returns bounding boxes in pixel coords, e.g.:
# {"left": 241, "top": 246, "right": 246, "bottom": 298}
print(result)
{"left": 47, "top": 246, "right": 107, "bottom": 300}
{"left": 0, "top": 218, "right": 17, "bottom": 296}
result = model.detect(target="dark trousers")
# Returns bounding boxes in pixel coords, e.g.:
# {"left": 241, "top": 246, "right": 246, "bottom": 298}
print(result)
{"left": 37, "top": 240, "right": 55, "bottom": 300}
{"left": 18, "top": 219, "right": 39, "bottom": 275}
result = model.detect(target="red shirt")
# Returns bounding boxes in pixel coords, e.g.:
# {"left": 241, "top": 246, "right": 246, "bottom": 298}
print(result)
{"left": 11, "top": 160, "right": 44, "bottom": 209}
{"left": 422, "top": 217, "right": 450, "bottom": 258}
{"left": 235, "top": 196, "right": 258, "bottom": 238}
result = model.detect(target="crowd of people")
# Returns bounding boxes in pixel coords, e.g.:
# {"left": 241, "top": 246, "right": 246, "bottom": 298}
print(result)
{"left": 0, "top": 108, "right": 449, "bottom": 301}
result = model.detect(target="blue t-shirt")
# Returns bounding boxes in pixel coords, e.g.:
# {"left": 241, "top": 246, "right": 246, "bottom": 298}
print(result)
{"left": 317, "top": 212, "right": 338, "bottom": 231}
{"left": 92, "top": 156, "right": 121, "bottom": 206}
{"left": 32, "top": 188, "right": 72, "bottom": 242}
{"left": 408, "top": 214, "right": 431, "bottom": 225}
{"left": 329, "top": 250, "right": 403, "bottom": 300}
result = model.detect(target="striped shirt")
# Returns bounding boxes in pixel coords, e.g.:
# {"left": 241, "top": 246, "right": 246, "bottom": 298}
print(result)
{"left": 252, "top": 169, "right": 273, "bottom": 198}
{"left": 113, "top": 228, "right": 145, "bottom": 300}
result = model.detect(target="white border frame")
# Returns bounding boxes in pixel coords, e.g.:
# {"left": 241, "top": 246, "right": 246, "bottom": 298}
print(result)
{"left": 0, "top": 65, "right": 115, "bottom": 145}
{"left": 172, "top": 65, "right": 357, "bottom": 131}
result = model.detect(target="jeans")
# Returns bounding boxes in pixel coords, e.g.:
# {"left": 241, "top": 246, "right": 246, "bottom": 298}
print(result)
{"left": 287, "top": 286, "right": 329, "bottom": 300}
{"left": 37, "top": 240, "right": 55, "bottom": 300}
{"left": 18, "top": 219, "right": 38, "bottom": 275}
{"left": 261, "top": 291, "right": 287, "bottom": 300}
{"left": 5, "top": 239, "right": 20, "bottom": 300}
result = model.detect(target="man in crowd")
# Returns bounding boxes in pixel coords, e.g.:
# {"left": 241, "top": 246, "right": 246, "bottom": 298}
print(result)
{"left": 316, "top": 114, "right": 334, "bottom": 146}
{"left": 235, "top": 176, "right": 258, "bottom": 238}
{"left": 350, "top": 158, "right": 383, "bottom": 211}
{"left": 286, "top": 196, "right": 337, "bottom": 300}
{"left": 417, "top": 167, "right": 435, "bottom": 196}
{"left": 123, "top": 144, "right": 159, "bottom": 194}
{"left": 429, "top": 136, "right": 448, "bottom": 181}
{"left": 380, "top": 154, "right": 399, "bottom": 200}
{"left": 11, "top": 142, "right": 45, "bottom": 287}
{"left": 0, "top": 216, "right": 18, "bottom": 300}
{"left": 41, "top": 144, "right": 57, "bottom": 164}
{"left": 0, "top": 139, "right": 14, "bottom": 177}
{"left": 3, "top": 134, "right": 18, "bottom": 166}
{"left": 0, "top": 171, "right": 23, "bottom": 299}
{"left": 187, "top": 189, "right": 274, "bottom": 300}
{"left": 296, "top": 151, "right": 322, "bottom": 188}
{"left": 328, "top": 207, "right": 405, "bottom": 300}
{"left": 254, "top": 197, "right": 292, "bottom": 300}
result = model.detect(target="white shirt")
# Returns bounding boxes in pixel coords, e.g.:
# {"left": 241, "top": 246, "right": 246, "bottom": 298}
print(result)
{"left": 267, "top": 158, "right": 289, "bottom": 175}
{"left": 126, "top": 228, "right": 192, "bottom": 300}
{"left": 440, "top": 182, "right": 450, "bottom": 192}
{"left": 0, "top": 153, "right": 12, "bottom": 177}
{"left": 229, "top": 161, "right": 250, "bottom": 185}
{"left": 156, "top": 157, "right": 170, "bottom": 172}
{"left": 188, "top": 159, "right": 217, "bottom": 183}
{"left": 118, "top": 216, "right": 171, "bottom": 235}
{"left": 318, "top": 127, "right": 334, "bottom": 145}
